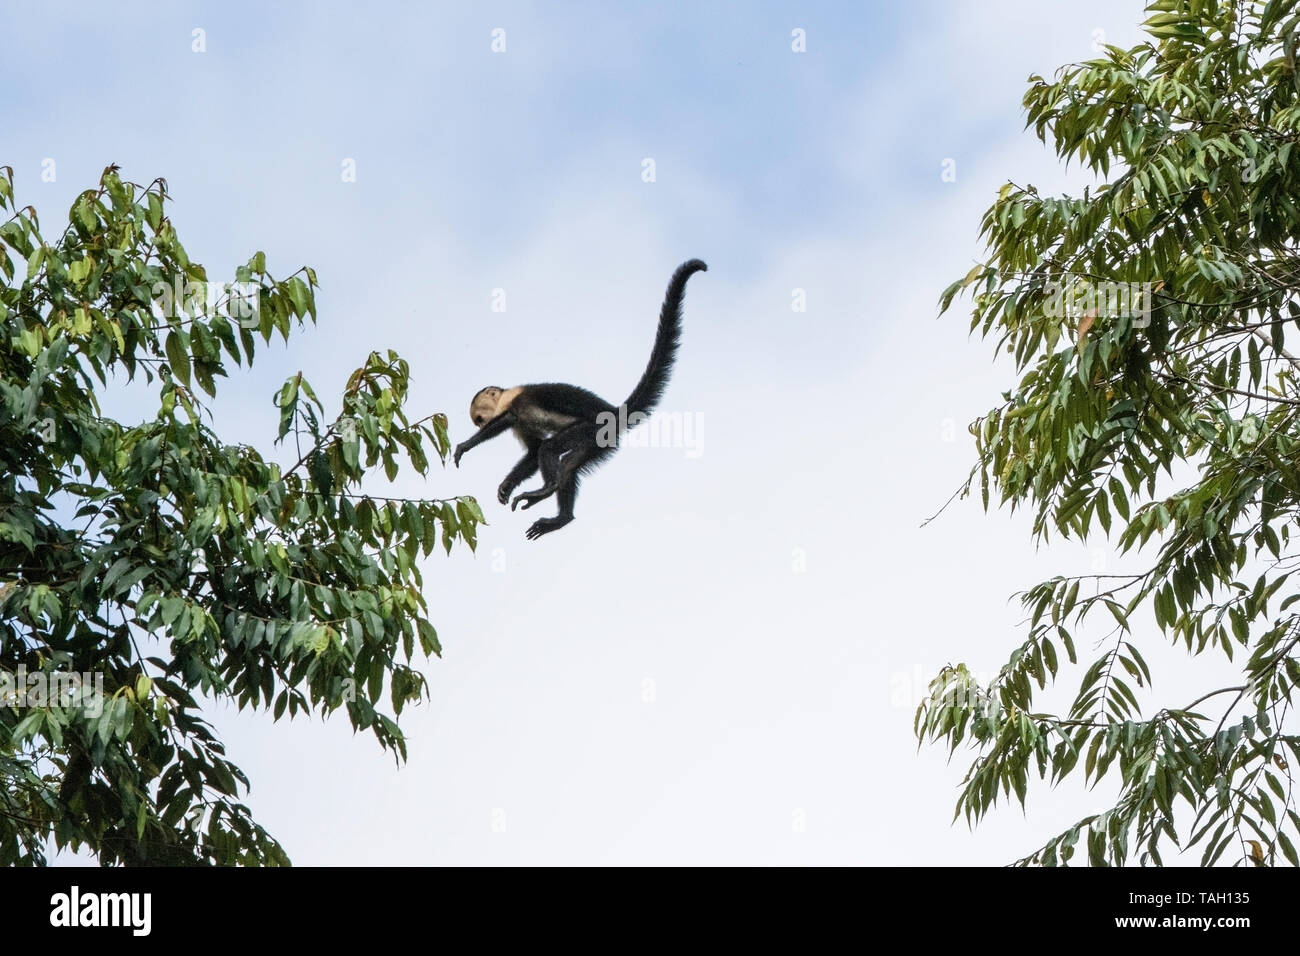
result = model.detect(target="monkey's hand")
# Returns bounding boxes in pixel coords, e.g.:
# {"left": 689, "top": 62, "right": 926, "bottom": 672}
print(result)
{"left": 453, "top": 443, "right": 467, "bottom": 467}
{"left": 497, "top": 480, "right": 516, "bottom": 505}
{"left": 511, "top": 489, "right": 550, "bottom": 511}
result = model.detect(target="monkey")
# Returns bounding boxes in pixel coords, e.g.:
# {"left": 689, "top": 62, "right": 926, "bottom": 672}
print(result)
{"left": 453, "top": 258, "right": 707, "bottom": 539}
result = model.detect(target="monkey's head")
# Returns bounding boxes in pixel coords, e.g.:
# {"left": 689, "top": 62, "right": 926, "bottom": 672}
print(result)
{"left": 470, "top": 386, "right": 504, "bottom": 427}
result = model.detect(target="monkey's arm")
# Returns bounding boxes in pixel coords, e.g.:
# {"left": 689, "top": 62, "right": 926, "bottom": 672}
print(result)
{"left": 453, "top": 413, "right": 514, "bottom": 467}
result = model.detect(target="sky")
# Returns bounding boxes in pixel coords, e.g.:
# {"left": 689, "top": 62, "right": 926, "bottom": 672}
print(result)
{"left": 2, "top": 0, "right": 1243, "bottom": 865}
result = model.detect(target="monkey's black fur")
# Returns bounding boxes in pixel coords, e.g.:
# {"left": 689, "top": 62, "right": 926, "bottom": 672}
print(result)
{"left": 454, "top": 258, "right": 707, "bottom": 539}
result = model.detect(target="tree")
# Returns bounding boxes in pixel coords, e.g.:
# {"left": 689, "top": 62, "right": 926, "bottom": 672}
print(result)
{"left": 0, "top": 165, "right": 482, "bottom": 865}
{"left": 918, "top": 0, "right": 1300, "bottom": 866}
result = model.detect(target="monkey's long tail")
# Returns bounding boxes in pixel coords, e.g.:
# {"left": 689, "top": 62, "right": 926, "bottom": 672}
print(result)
{"left": 623, "top": 258, "right": 707, "bottom": 418}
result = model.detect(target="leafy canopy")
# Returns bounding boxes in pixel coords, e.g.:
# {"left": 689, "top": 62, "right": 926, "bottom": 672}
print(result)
{"left": 919, "top": 0, "right": 1300, "bottom": 866}
{"left": 0, "top": 165, "right": 482, "bottom": 865}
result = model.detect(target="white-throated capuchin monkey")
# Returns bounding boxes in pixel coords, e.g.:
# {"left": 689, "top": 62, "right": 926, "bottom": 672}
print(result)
{"left": 454, "top": 259, "right": 707, "bottom": 539}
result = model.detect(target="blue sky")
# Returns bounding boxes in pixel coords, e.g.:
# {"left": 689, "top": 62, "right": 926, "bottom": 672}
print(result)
{"left": 6, "top": 1, "right": 1234, "bottom": 864}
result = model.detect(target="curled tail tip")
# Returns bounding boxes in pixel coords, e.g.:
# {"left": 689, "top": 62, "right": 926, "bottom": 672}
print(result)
{"left": 678, "top": 258, "right": 707, "bottom": 276}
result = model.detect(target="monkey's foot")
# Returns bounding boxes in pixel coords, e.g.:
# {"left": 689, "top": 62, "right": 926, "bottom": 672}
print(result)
{"left": 497, "top": 482, "right": 516, "bottom": 505}
{"left": 511, "top": 487, "right": 555, "bottom": 511}
{"left": 525, "top": 516, "right": 573, "bottom": 540}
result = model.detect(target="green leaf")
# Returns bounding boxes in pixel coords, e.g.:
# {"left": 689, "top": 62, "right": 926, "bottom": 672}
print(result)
{"left": 165, "top": 330, "right": 191, "bottom": 386}
{"left": 25, "top": 244, "right": 44, "bottom": 280}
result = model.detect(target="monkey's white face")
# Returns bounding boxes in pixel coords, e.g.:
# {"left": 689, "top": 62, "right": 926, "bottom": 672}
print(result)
{"left": 470, "top": 387, "right": 502, "bottom": 427}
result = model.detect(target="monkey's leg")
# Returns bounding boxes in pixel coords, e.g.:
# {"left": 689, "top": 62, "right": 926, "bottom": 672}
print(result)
{"left": 497, "top": 441, "right": 541, "bottom": 505}
{"left": 525, "top": 473, "right": 579, "bottom": 540}
{"left": 511, "top": 426, "right": 587, "bottom": 511}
